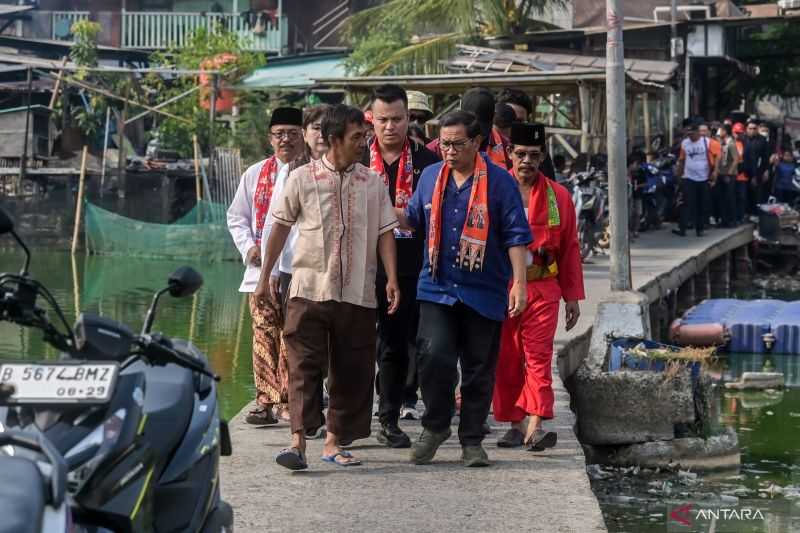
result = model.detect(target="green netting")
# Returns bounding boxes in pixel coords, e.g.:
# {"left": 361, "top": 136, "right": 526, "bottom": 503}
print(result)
{"left": 84, "top": 200, "right": 239, "bottom": 262}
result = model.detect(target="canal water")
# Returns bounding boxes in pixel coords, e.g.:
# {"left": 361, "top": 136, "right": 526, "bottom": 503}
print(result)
{"left": 0, "top": 249, "right": 254, "bottom": 420}
{"left": 593, "top": 276, "right": 800, "bottom": 532}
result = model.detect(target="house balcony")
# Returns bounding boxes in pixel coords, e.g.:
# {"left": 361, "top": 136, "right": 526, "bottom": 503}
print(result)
{"left": 45, "top": 10, "right": 287, "bottom": 54}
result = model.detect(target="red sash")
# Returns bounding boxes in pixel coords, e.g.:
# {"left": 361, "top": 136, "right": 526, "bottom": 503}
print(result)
{"left": 253, "top": 156, "right": 278, "bottom": 246}
{"left": 369, "top": 138, "right": 414, "bottom": 208}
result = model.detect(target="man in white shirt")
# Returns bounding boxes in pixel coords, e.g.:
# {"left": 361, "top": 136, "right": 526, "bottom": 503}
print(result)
{"left": 227, "top": 106, "right": 304, "bottom": 425}
{"left": 673, "top": 122, "right": 714, "bottom": 237}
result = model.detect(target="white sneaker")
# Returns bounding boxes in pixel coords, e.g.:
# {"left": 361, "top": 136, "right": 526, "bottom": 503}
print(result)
{"left": 400, "top": 406, "right": 420, "bottom": 420}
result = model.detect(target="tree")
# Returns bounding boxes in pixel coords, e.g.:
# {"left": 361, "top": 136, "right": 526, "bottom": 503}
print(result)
{"left": 344, "top": 0, "right": 564, "bottom": 75}
{"left": 145, "top": 28, "right": 268, "bottom": 162}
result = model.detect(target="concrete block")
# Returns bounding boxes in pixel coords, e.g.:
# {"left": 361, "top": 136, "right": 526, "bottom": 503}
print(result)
{"left": 586, "top": 290, "right": 650, "bottom": 372}
{"left": 573, "top": 365, "right": 695, "bottom": 446}
{"left": 584, "top": 429, "right": 740, "bottom": 471}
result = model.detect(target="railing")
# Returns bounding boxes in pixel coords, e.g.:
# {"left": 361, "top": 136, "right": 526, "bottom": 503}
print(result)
{"left": 51, "top": 11, "right": 90, "bottom": 41}
{"left": 121, "top": 12, "right": 287, "bottom": 53}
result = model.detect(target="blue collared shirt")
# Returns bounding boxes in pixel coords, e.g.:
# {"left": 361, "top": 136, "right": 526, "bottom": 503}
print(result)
{"left": 405, "top": 155, "right": 532, "bottom": 321}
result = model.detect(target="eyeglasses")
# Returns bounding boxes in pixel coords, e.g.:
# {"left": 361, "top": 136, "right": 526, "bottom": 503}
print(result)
{"left": 512, "top": 150, "right": 542, "bottom": 161}
{"left": 439, "top": 139, "right": 473, "bottom": 152}
{"left": 271, "top": 129, "right": 301, "bottom": 140}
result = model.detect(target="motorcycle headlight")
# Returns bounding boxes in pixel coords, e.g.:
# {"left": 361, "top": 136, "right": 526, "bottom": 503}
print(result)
{"left": 66, "top": 409, "right": 126, "bottom": 491}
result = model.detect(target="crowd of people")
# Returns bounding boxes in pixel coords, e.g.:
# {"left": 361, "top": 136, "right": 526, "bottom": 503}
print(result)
{"left": 226, "top": 85, "right": 585, "bottom": 470}
{"left": 636, "top": 117, "right": 797, "bottom": 238}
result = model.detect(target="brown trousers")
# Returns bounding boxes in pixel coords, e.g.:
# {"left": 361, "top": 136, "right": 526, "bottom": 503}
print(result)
{"left": 282, "top": 297, "right": 376, "bottom": 442}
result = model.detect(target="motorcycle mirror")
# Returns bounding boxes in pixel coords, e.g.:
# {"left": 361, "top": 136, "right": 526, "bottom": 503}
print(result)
{"left": 167, "top": 266, "right": 203, "bottom": 298}
{"left": 0, "top": 207, "right": 14, "bottom": 234}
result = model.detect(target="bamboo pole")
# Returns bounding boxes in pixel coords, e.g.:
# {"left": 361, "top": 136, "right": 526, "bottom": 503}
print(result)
{"left": 71, "top": 253, "right": 81, "bottom": 318}
{"left": 36, "top": 70, "right": 192, "bottom": 125}
{"left": 100, "top": 106, "right": 111, "bottom": 197}
{"left": 188, "top": 292, "right": 199, "bottom": 343}
{"left": 71, "top": 146, "right": 89, "bottom": 256}
{"left": 193, "top": 134, "right": 202, "bottom": 223}
{"left": 48, "top": 56, "right": 69, "bottom": 110}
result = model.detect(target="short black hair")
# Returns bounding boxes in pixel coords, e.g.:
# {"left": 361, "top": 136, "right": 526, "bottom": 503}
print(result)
{"left": 628, "top": 150, "right": 645, "bottom": 166}
{"left": 553, "top": 154, "right": 566, "bottom": 170}
{"left": 720, "top": 123, "right": 732, "bottom": 136}
{"left": 439, "top": 110, "right": 482, "bottom": 139}
{"left": 494, "top": 103, "right": 516, "bottom": 129}
{"left": 321, "top": 104, "right": 364, "bottom": 142}
{"left": 371, "top": 83, "right": 408, "bottom": 108}
{"left": 498, "top": 88, "right": 533, "bottom": 115}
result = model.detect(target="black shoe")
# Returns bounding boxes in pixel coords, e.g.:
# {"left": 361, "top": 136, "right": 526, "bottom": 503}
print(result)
{"left": 696, "top": 230, "right": 705, "bottom": 237}
{"left": 497, "top": 428, "right": 525, "bottom": 448}
{"left": 481, "top": 422, "right": 492, "bottom": 435}
{"left": 376, "top": 423, "right": 412, "bottom": 449}
{"left": 411, "top": 427, "right": 452, "bottom": 465}
{"left": 672, "top": 229, "right": 686, "bottom": 237}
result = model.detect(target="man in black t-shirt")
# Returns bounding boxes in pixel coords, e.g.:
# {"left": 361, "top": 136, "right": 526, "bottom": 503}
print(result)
{"left": 366, "top": 84, "right": 440, "bottom": 448}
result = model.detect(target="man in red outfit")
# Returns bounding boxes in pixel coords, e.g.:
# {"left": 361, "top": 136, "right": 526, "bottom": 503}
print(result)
{"left": 492, "top": 123, "right": 585, "bottom": 450}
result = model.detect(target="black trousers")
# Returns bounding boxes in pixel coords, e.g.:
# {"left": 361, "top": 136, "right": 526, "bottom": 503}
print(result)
{"left": 376, "top": 275, "right": 420, "bottom": 425}
{"left": 735, "top": 181, "right": 748, "bottom": 223}
{"left": 417, "top": 301, "right": 502, "bottom": 446}
{"left": 717, "top": 175, "right": 736, "bottom": 227}
{"left": 679, "top": 179, "right": 709, "bottom": 234}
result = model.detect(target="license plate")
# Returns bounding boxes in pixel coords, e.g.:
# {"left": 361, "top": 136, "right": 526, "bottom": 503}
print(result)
{"left": 0, "top": 362, "right": 118, "bottom": 404}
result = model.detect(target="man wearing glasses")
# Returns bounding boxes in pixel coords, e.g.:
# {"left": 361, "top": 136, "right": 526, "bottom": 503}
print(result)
{"left": 227, "top": 107, "right": 304, "bottom": 426}
{"left": 493, "top": 123, "right": 584, "bottom": 451}
{"left": 397, "top": 110, "right": 531, "bottom": 467}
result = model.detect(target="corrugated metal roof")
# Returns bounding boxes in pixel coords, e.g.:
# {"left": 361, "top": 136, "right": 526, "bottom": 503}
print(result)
{"left": 448, "top": 45, "right": 678, "bottom": 84}
{"left": 240, "top": 54, "right": 346, "bottom": 90}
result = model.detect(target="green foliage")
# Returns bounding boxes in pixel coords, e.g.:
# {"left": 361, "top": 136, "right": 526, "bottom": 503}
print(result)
{"left": 745, "top": 22, "right": 800, "bottom": 98}
{"left": 145, "top": 28, "right": 267, "bottom": 163}
{"left": 344, "top": 0, "right": 563, "bottom": 75}
{"left": 70, "top": 20, "right": 101, "bottom": 79}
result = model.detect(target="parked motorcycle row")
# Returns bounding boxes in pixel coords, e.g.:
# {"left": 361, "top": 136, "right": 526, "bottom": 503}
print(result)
{"left": 0, "top": 208, "right": 233, "bottom": 533}
{"left": 557, "top": 150, "right": 680, "bottom": 261}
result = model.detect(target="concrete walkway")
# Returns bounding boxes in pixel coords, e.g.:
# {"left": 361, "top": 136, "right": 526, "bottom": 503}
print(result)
{"left": 220, "top": 224, "right": 752, "bottom": 533}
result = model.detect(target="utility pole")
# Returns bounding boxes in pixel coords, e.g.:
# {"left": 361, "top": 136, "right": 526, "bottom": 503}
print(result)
{"left": 669, "top": 0, "right": 679, "bottom": 146}
{"left": 606, "top": 0, "right": 631, "bottom": 291}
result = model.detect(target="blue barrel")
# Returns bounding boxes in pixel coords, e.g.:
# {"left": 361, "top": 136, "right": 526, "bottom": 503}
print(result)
{"left": 771, "top": 301, "right": 800, "bottom": 355}
{"left": 681, "top": 299, "right": 742, "bottom": 325}
{"left": 726, "top": 300, "right": 785, "bottom": 353}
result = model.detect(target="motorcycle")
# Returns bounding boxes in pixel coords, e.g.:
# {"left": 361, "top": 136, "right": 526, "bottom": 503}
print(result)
{"left": 0, "top": 429, "right": 71, "bottom": 533}
{"left": 571, "top": 167, "right": 608, "bottom": 260}
{"left": 0, "top": 207, "right": 233, "bottom": 533}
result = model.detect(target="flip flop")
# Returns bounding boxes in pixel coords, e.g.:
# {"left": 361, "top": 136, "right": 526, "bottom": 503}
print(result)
{"left": 275, "top": 447, "right": 308, "bottom": 470}
{"left": 526, "top": 430, "right": 557, "bottom": 452}
{"left": 321, "top": 450, "right": 362, "bottom": 467}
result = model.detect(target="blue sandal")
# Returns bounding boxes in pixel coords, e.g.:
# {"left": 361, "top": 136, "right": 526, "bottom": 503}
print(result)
{"left": 321, "top": 450, "right": 362, "bottom": 467}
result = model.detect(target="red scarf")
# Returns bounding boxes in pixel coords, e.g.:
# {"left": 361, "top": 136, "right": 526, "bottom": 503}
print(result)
{"left": 369, "top": 138, "right": 414, "bottom": 208}
{"left": 527, "top": 171, "right": 560, "bottom": 252}
{"left": 488, "top": 127, "right": 510, "bottom": 169}
{"left": 253, "top": 155, "right": 279, "bottom": 246}
{"left": 429, "top": 154, "right": 490, "bottom": 280}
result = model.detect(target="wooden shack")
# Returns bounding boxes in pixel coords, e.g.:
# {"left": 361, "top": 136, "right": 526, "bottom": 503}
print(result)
{"left": 0, "top": 104, "right": 52, "bottom": 160}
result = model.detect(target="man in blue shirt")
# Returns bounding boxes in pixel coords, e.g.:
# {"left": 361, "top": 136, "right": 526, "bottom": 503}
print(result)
{"left": 397, "top": 110, "right": 532, "bottom": 467}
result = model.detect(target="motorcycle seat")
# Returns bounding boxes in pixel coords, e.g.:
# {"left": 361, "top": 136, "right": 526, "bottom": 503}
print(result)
{"left": 128, "top": 361, "right": 194, "bottom": 458}
{"left": 0, "top": 456, "right": 45, "bottom": 533}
